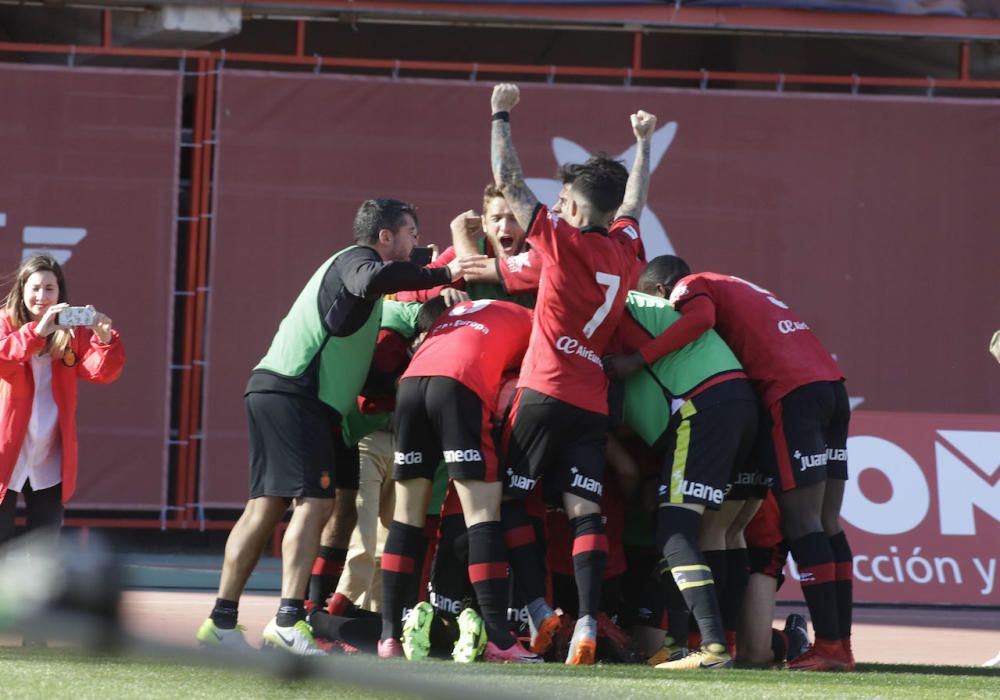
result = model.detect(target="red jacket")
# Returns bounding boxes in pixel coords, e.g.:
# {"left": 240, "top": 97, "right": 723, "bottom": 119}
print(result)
{"left": 0, "top": 314, "right": 125, "bottom": 505}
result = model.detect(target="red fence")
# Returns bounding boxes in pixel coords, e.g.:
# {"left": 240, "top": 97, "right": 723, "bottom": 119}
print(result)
{"left": 0, "top": 64, "right": 181, "bottom": 511}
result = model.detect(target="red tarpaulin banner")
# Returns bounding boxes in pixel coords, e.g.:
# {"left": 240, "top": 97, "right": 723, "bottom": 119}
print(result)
{"left": 201, "top": 74, "right": 1000, "bottom": 604}
{"left": 778, "top": 411, "right": 1000, "bottom": 605}
{"left": 0, "top": 64, "right": 181, "bottom": 511}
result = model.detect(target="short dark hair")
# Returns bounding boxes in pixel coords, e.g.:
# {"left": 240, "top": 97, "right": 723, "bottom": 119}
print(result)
{"left": 353, "top": 199, "right": 418, "bottom": 245}
{"left": 556, "top": 163, "right": 584, "bottom": 185}
{"left": 639, "top": 255, "right": 691, "bottom": 296}
{"left": 571, "top": 155, "right": 628, "bottom": 218}
{"left": 415, "top": 296, "right": 449, "bottom": 335}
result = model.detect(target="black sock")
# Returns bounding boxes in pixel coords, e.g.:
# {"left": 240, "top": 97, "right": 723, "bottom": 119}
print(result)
{"left": 828, "top": 530, "right": 853, "bottom": 640}
{"left": 308, "top": 610, "right": 380, "bottom": 653}
{"left": 276, "top": 598, "right": 306, "bottom": 627}
{"left": 210, "top": 598, "right": 238, "bottom": 629}
{"left": 657, "top": 559, "right": 690, "bottom": 646}
{"left": 656, "top": 507, "right": 724, "bottom": 648}
{"left": 380, "top": 521, "right": 426, "bottom": 641}
{"left": 703, "top": 549, "right": 728, "bottom": 612}
{"left": 467, "top": 521, "right": 512, "bottom": 648}
{"left": 501, "top": 500, "right": 547, "bottom": 604}
{"left": 788, "top": 531, "right": 839, "bottom": 641}
{"left": 570, "top": 513, "right": 607, "bottom": 619}
{"left": 722, "top": 548, "right": 750, "bottom": 634}
{"left": 430, "top": 513, "right": 473, "bottom": 618}
{"left": 308, "top": 545, "right": 348, "bottom": 607}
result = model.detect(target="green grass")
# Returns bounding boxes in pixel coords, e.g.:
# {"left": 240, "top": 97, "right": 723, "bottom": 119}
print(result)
{"left": 1, "top": 648, "right": 998, "bottom": 699}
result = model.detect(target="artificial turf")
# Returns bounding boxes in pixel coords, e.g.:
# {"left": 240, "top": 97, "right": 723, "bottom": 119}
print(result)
{"left": 2, "top": 648, "right": 998, "bottom": 699}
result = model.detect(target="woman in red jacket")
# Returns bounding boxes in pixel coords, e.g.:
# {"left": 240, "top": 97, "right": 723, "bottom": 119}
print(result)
{"left": 0, "top": 254, "right": 125, "bottom": 545}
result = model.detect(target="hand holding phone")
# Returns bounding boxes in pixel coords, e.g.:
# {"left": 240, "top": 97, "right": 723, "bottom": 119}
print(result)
{"left": 410, "top": 246, "right": 434, "bottom": 266}
{"left": 58, "top": 306, "right": 97, "bottom": 327}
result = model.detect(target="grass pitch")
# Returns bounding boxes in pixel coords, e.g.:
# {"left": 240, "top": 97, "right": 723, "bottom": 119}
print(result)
{"left": 2, "top": 648, "right": 998, "bottom": 700}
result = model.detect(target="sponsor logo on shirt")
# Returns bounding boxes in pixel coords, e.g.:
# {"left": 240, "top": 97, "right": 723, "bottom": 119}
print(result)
{"left": 793, "top": 449, "right": 828, "bottom": 471}
{"left": 443, "top": 449, "right": 482, "bottom": 464}
{"left": 505, "top": 252, "right": 533, "bottom": 273}
{"left": 394, "top": 451, "right": 423, "bottom": 465}
{"left": 621, "top": 224, "right": 639, "bottom": 240}
{"left": 433, "top": 318, "right": 490, "bottom": 335}
{"left": 777, "top": 319, "right": 811, "bottom": 335}
{"left": 506, "top": 467, "right": 537, "bottom": 491}
{"left": 569, "top": 466, "right": 603, "bottom": 496}
{"left": 555, "top": 335, "right": 603, "bottom": 368}
{"left": 507, "top": 605, "right": 529, "bottom": 625}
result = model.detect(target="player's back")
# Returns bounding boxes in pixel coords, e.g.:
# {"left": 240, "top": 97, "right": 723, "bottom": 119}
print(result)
{"left": 670, "top": 272, "right": 842, "bottom": 406}
{"left": 519, "top": 209, "right": 637, "bottom": 415}
{"left": 403, "top": 299, "right": 532, "bottom": 409}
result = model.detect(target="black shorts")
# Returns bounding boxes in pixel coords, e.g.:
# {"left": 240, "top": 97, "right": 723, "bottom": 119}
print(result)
{"left": 501, "top": 388, "right": 608, "bottom": 505}
{"left": 758, "top": 380, "right": 850, "bottom": 493}
{"left": 392, "top": 376, "right": 499, "bottom": 482}
{"left": 655, "top": 380, "right": 758, "bottom": 510}
{"left": 246, "top": 392, "right": 356, "bottom": 499}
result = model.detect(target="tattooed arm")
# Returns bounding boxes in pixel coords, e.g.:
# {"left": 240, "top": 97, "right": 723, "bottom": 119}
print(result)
{"left": 490, "top": 83, "right": 539, "bottom": 232}
{"left": 617, "top": 110, "right": 657, "bottom": 221}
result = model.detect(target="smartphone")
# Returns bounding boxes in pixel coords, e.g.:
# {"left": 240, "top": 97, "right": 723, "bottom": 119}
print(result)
{"left": 410, "top": 246, "right": 434, "bottom": 266}
{"left": 58, "top": 306, "right": 96, "bottom": 327}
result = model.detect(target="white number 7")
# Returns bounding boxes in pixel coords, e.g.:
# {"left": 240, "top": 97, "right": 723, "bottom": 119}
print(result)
{"left": 583, "top": 272, "right": 621, "bottom": 339}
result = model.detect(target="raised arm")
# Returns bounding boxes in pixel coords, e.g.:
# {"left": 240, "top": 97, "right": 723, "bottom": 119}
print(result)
{"left": 490, "top": 83, "right": 538, "bottom": 232}
{"left": 616, "top": 110, "right": 657, "bottom": 222}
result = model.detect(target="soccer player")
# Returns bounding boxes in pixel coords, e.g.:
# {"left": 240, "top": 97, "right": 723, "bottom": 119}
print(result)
{"left": 489, "top": 81, "right": 656, "bottom": 665}
{"left": 396, "top": 184, "right": 535, "bottom": 308}
{"left": 605, "top": 255, "right": 853, "bottom": 671}
{"left": 604, "top": 264, "right": 759, "bottom": 671}
{"left": 379, "top": 292, "right": 538, "bottom": 663}
{"left": 196, "top": 199, "right": 485, "bottom": 655}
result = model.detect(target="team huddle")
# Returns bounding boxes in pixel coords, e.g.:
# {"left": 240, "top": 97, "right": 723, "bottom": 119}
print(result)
{"left": 196, "top": 83, "right": 856, "bottom": 673}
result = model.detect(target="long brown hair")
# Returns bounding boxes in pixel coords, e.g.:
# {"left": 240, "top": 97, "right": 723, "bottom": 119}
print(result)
{"left": 2, "top": 254, "right": 71, "bottom": 358}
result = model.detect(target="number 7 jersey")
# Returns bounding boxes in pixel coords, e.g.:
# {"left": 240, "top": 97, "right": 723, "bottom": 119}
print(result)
{"left": 517, "top": 204, "right": 642, "bottom": 415}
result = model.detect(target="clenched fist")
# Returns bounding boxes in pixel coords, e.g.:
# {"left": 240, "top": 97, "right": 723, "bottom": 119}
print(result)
{"left": 491, "top": 83, "right": 520, "bottom": 114}
{"left": 630, "top": 110, "right": 657, "bottom": 141}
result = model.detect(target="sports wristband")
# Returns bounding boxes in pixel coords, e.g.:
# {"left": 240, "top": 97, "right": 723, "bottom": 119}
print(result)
{"left": 491, "top": 111, "right": 510, "bottom": 122}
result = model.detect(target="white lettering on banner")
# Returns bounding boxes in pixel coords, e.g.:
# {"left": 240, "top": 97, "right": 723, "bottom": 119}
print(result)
{"left": 793, "top": 548, "right": 968, "bottom": 587}
{"left": 935, "top": 438, "right": 1000, "bottom": 536}
{"left": 777, "top": 319, "right": 810, "bottom": 335}
{"left": 842, "top": 436, "right": 930, "bottom": 534}
{"left": 973, "top": 558, "right": 996, "bottom": 596}
{"left": 555, "top": 335, "right": 603, "bottom": 368}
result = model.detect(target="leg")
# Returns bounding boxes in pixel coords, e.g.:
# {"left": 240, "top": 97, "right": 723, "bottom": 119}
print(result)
{"left": 454, "top": 479, "right": 511, "bottom": 649}
{"left": 0, "top": 491, "right": 17, "bottom": 547}
{"left": 736, "top": 573, "right": 779, "bottom": 665}
{"left": 380, "top": 478, "right": 432, "bottom": 643}
{"left": 23, "top": 482, "right": 64, "bottom": 541}
{"left": 308, "top": 487, "right": 357, "bottom": 607}
{"left": 336, "top": 431, "right": 393, "bottom": 612}
{"left": 278, "top": 496, "right": 335, "bottom": 621}
{"left": 218, "top": 496, "right": 289, "bottom": 603}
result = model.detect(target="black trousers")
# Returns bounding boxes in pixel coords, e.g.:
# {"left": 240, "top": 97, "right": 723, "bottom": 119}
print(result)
{"left": 0, "top": 480, "right": 64, "bottom": 546}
